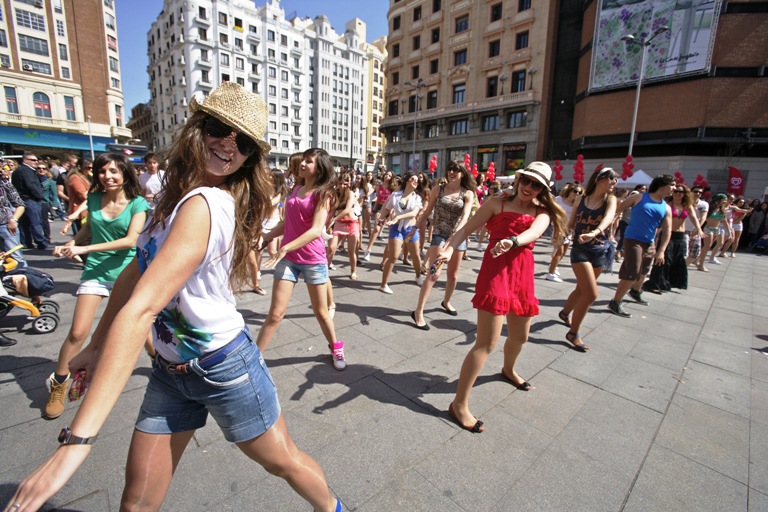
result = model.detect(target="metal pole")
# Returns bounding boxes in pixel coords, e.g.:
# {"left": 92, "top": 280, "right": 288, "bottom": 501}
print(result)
{"left": 349, "top": 85, "right": 354, "bottom": 170}
{"left": 412, "top": 94, "right": 418, "bottom": 166}
{"left": 87, "top": 115, "right": 95, "bottom": 160}
{"left": 628, "top": 44, "right": 647, "bottom": 157}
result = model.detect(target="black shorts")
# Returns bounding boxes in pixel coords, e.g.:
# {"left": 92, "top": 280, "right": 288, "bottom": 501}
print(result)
{"left": 570, "top": 243, "right": 608, "bottom": 268}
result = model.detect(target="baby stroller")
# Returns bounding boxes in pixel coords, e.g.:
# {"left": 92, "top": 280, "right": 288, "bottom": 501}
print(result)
{"left": 0, "top": 246, "right": 60, "bottom": 334}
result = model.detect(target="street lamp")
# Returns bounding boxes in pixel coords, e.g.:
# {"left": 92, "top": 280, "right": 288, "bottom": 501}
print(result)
{"left": 404, "top": 78, "right": 425, "bottom": 171}
{"left": 622, "top": 25, "right": 669, "bottom": 156}
{"left": 499, "top": 73, "right": 508, "bottom": 95}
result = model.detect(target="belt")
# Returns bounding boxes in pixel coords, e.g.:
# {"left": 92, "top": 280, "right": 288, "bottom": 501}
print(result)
{"left": 159, "top": 330, "right": 249, "bottom": 375}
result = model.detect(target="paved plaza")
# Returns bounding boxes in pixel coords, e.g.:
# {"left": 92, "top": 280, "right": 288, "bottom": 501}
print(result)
{"left": 1, "top": 227, "right": 766, "bottom": 511}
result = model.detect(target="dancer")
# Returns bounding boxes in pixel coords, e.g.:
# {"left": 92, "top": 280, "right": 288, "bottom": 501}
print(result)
{"left": 378, "top": 172, "right": 424, "bottom": 294}
{"left": 247, "top": 168, "right": 288, "bottom": 295}
{"left": 362, "top": 169, "right": 395, "bottom": 261}
{"left": 545, "top": 183, "right": 583, "bottom": 282}
{"left": 44, "top": 153, "right": 149, "bottom": 419}
{"left": 607, "top": 175, "right": 675, "bottom": 317}
{"left": 3, "top": 83, "right": 341, "bottom": 512}
{"left": 411, "top": 161, "right": 475, "bottom": 329}
{"left": 436, "top": 162, "right": 566, "bottom": 432}
{"left": 687, "top": 186, "right": 709, "bottom": 270}
{"left": 720, "top": 196, "right": 752, "bottom": 257}
{"left": 258, "top": 148, "right": 347, "bottom": 370}
{"left": 327, "top": 170, "right": 360, "bottom": 279}
{"left": 701, "top": 193, "right": 732, "bottom": 268}
{"left": 645, "top": 184, "right": 704, "bottom": 292}
{"left": 558, "top": 167, "right": 618, "bottom": 351}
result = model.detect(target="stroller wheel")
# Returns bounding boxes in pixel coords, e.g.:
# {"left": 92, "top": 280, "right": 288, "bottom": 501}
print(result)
{"left": 38, "top": 300, "right": 60, "bottom": 314}
{"left": 32, "top": 312, "right": 59, "bottom": 334}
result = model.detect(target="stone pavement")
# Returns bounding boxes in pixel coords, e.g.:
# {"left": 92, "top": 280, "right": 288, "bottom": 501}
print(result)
{"left": 0, "top": 227, "right": 766, "bottom": 511}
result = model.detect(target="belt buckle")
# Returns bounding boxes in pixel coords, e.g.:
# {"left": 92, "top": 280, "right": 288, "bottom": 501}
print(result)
{"left": 166, "top": 362, "right": 190, "bottom": 374}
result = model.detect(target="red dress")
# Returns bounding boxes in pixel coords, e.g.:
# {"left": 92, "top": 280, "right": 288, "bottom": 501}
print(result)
{"left": 472, "top": 206, "right": 540, "bottom": 317}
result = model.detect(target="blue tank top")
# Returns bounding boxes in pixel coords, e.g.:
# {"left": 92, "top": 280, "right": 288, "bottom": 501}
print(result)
{"left": 624, "top": 193, "right": 667, "bottom": 243}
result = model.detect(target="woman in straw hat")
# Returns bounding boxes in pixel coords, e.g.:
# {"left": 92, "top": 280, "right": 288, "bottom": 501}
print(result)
{"left": 3, "top": 83, "right": 342, "bottom": 512}
{"left": 434, "top": 162, "right": 567, "bottom": 433}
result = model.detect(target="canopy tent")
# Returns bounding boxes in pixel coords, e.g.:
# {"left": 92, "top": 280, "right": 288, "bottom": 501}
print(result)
{"left": 617, "top": 169, "right": 653, "bottom": 187}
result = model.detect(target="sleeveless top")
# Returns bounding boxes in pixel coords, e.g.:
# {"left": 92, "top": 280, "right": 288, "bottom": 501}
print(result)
{"left": 625, "top": 193, "right": 668, "bottom": 243}
{"left": 376, "top": 183, "right": 392, "bottom": 205}
{"left": 572, "top": 196, "right": 609, "bottom": 249}
{"left": 432, "top": 185, "right": 466, "bottom": 239}
{"left": 283, "top": 186, "right": 327, "bottom": 265}
{"left": 671, "top": 204, "right": 688, "bottom": 220}
{"left": 137, "top": 187, "right": 242, "bottom": 363}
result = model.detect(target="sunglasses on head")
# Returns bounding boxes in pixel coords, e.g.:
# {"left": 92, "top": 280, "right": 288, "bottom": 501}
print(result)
{"left": 518, "top": 175, "right": 544, "bottom": 191}
{"left": 203, "top": 116, "right": 258, "bottom": 157}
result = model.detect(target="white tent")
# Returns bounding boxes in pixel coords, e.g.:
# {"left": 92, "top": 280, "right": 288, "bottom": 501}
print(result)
{"left": 617, "top": 169, "right": 653, "bottom": 187}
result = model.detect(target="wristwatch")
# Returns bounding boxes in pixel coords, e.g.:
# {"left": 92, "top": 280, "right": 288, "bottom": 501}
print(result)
{"left": 508, "top": 235, "right": 520, "bottom": 248}
{"left": 58, "top": 427, "right": 97, "bottom": 446}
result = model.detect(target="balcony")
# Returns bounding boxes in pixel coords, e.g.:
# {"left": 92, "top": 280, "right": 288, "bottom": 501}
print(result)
{"left": 196, "top": 37, "right": 213, "bottom": 47}
{"left": 195, "top": 15, "right": 210, "bottom": 26}
{"left": 449, "top": 30, "right": 471, "bottom": 46}
{"left": 450, "top": 0, "right": 471, "bottom": 12}
{"left": 508, "top": 46, "right": 532, "bottom": 64}
{"left": 246, "top": 30, "right": 260, "bottom": 42}
{"left": 509, "top": 8, "right": 534, "bottom": 27}
{"left": 0, "top": 112, "right": 82, "bottom": 131}
{"left": 198, "top": 57, "right": 212, "bottom": 68}
{"left": 177, "top": 56, "right": 185, "bottom": 66}
{"left": 197, "top": 79, "right": 212, "bottom": 89}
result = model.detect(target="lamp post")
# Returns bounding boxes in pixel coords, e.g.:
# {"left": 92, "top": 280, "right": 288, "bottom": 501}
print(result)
{"left": 499, "top": 73, "right": 507, "bottom": 95}
{"left": 404, "top": 78, "right": 425, "bottom": 171}
{"left": 86, "top": 115, "right": 94, "bottom": 160}
{"left": 622, "top": 25, "right": 669, "bottom": 156}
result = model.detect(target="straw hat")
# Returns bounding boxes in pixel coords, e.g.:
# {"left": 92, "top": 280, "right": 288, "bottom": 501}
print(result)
{"left": 189, "top": 82, "right": 271, "bottom": 154}
{"left": 516, "top": 161, "right": 552, "bottom": 189}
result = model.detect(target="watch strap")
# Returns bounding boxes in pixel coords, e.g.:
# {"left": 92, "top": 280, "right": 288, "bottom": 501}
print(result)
{"left": 59, "top": 427, "right": 96, "bottom": 445}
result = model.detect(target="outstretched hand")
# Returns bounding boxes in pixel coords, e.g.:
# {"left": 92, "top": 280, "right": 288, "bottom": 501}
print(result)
{"left": 262, "top": 247, "right": 286, "bottom": 270}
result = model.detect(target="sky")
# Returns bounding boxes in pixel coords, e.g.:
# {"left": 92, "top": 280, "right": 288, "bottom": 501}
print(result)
{"left": 116, "top": 0, "right": 390, "bottom": 120}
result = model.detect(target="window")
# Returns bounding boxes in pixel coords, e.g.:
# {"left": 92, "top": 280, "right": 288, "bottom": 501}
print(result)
{"left": 516, "top": 31, "right": 529, "bottom": 50}
{"left": 0, "top": 30, "right": 6, "bottom": 48}
{"left": 512, "top": 70, "right": 526, "bottom": 92}
{"left": 235, "top": 38, "right": 243, "bottom": 50}
{"left": 199, "top": 28, "right": 208, "bottom": 41}
{"left": 221, "top": 54, "right": 229, "bottom": 66}
{"left": 33, "top": 92, "right": 51, "bottom": 118}
{"left": 519, "top": 0, "right": 531, "bottom": 11}
{"left": 412, "top": 35, "right": 420, "bottom": 50}
{"left": 268, "top": 85, "right": 276, "bottom": 96}
{"left": 455, "top": 15, "right": 469, "bottom": 33}
{"left": 115, "top": 104, "right": 123, "bottom": 127}
{"left": 281, "top": 70, "right": 288, "bottom": 81}
{"left": 107, "top": 35, "right": 117, "bottom": 51}
{"left": 268, "top": 66, "right": 276, "bottom": 78}
{"left": 0, "top": 54, "right": 8, "bottom": 68}
{"left": 111, "top": 77, "right": 120, "bottom": 88}
{"left": 56, "top": 20, "right": 65, "bottom": 37}
{"left": 426, "top": 124, "right": 439, "bottom": 138}
{"left": 453, "top": 83, "right": 465, "bottom": 104}
{"left": 487, "top": 76, "right": 498, "bottom": 97}
{"left": 388, "top": 100, "right": 398, "bottom": 116}
{"left": 221, "top": 73, "right": 230, "bottom": 82}
{"left": 429, "top": 59, "right": 438, "bottom": 74}
{"left": 201, "top": 70, "right": 209, "bottom": 82}
{"left": 269, "top": 103, "right": 276, "bottom": 114}
{"left": 411, "top": 65, "right": 419, "bottom": 79}
{"left": 489, "top": 40, "right": 500, "bottom": 57}
{"left": 198, "top": 6, "right": 207, "bottom": 19}
{"left": 491, "top": 3, "right": 502, "bottom": 21}
{"left": 268, "top": 48, "right": 275, "bottom": 59}
{"left": 392, "top": 16, "right": 401, "bottom": 30}
{"left": 19, "top": 34, "right": 49, "bottom": 56}
{"left": 426, "top": 90, "right": 437, "bottom": 109}
{"left": 281, "top": 88, "right": 288, "bottom": 99}
{"left": 64, "top": 96, "right": 76, "bottom": 121}
{"left": 433, "top": 0, "right": 441, "bottom": 12}
{"left": 413, "top": 6, "right": 422, "bottom": 21}
{"left": 392, "top": 71, "right": 399, "bottom": 85}
{"left": 61, "top": 66, "right": 70, "bottom": 78}
{"left": 267, "top": 30, "right": 275, "bottom": 41}
{"left": 482, "top": 115, "right": 499, "bottom": 132}
{"left": 280, "top": 34, "right": 288, "bottom": 46}
{"left": 15, "top": 9, "right": 46, "bottom": 31}
{"left": 21, "top": 59, "right": 51, "bottom": 74}
{"left": 5, "top": 86, "right": 18, "bottom": 114}
{"left": 201, "top": 49, "right": 209, "bottom": 62}
{"left": 236, "top": 58, "right": 244, "bottom": 70}
{"left": 431, "top": 28, "right": 440, "bottom": 44}
{"left": 392, "top": 43, "right": 400, "bottom": 58}
{"left": 280, "top": 52, "right": 287, "bottom": 63}
{"left": 218, "top": 12, "right": 227, "bottom": 25}
{"left": 220, "top": 33, "right": 228, "bottom": 45}
{"left": 454, "top": 49, "right": 467, "bottom": 66}
{"left": 0, "top": 5, "right": 3, "bottom": 21}
{"left": 103, "top": 0, "right": 113, "bottom": 7}
{"left": 408, "top": 95, "right": 417, "bottom": 113}
{"left": 450, "top": 119, "right": 468, "bottom": 135}
{"left": 235, "top": 18, "right": 243, "bottom": 30}
{"left": 236, "top": 77, "right": 244, "bottom": 86}
{"left": 106, "top": 13, "right": 116, "bottom": 30}
{"left": 508, "top": 110, "right": 527, "bottom": 127}
{"left": 109, "top": 56, "right": 119, "bottom": 72}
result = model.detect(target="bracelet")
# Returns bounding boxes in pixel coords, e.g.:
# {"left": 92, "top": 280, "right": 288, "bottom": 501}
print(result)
{"left": 508, "top": 235, "right": 519, "bottom": 248}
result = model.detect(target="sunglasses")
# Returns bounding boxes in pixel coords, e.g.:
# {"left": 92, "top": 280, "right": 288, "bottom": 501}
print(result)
{"left": 673, "top": 190, "right": 684, "bottom": 194}
{"left": 26, "top": 158, "right": 38, "bottom": 162}
{"left": 447, "top": 168, "right": 461, "bottom": 174}
{"left": 518, "top": 175, "right": 544, "bottom": 192}
{"left": 203, "top": 116, "right": 258, "bottom": 157}
{"left": 36, "top": 167, "right": 47, "bottom": 170}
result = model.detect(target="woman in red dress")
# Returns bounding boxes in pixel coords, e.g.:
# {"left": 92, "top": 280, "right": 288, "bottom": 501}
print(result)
{"left": 436, "top": 162, "right": 567, "bottom": 433}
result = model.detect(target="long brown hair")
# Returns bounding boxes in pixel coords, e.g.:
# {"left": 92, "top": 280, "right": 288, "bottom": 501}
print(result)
{"left": 301, "top": 148, "right": 337, "bottom": 214}
{"left": 509, "top": 176, "right": 568, "bottom": 241}
{"left": 149, "top": 111, "right": 272, "bottom": 291}
{"left": 89, "top": 153, "right": 142, "bottom": 199}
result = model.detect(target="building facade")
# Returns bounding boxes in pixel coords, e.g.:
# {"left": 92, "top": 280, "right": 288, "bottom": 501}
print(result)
{"left": 0, "top": 0, "right": 130, "bottom": 159}
{"left": 362, "top": 34, "right": 387, "bottom": 170}
{"left": 126, "top": 102, "right": 154, "bottom": 149}
{"left": 379, "top": 0, "right": 558, "bottom": 176}
{"left": 148, "top": 0, "right": 374, "bottom": 169}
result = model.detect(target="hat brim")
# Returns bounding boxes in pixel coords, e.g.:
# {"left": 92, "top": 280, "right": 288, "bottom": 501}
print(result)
{"left": 516, "top": 170, "right": 550, "bottom": 190}
{"left": 190, "top": 97, "right": 272, "bottom": 155}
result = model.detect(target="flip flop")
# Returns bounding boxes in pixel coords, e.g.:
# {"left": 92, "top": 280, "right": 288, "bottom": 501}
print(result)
{"left": 558, "top": 310, "right": 571, "bottom": 327}
{"left": 440, "top": 300, "right": 458, "bottom": 316}
{"left": 565, "top": 331, "right": 589, "bottom": 352}
{"left": 448, "top": 402, "right": 484, "bottom": 433}
{"left": 252, "top": 286, "right": 267, "bottom": 296}
{"left": 500, "top": 367, "right": 531, "bottom": 391}
{"left": 410, "top": 311, "right": 430, "bottom": 330}
{"left": 350, "top": 273, "right": 358, "bottom": 280}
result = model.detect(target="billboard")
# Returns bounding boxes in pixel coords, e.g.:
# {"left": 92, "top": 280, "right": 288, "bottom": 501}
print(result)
{"left": 589, "top": 0, "right": 722, "bottom": 92}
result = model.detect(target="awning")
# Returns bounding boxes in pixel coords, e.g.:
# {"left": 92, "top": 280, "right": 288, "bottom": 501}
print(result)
{"left": 0, "top": 126, "right": 113, "bottom": 152}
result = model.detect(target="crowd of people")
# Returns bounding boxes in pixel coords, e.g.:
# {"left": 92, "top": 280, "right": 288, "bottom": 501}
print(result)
{"left": 2, "top": 82, "right": 768, "bottom": 511}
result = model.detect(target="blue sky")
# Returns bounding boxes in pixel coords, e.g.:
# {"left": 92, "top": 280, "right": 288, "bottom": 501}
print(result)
{"left": 116, "top": 0, "right": 389, "bottom": 119}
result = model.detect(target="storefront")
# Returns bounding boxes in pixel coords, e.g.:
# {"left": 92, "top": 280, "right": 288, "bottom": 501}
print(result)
{"left": 0, "top": 126, "right": 115, "bottom": 160}
{"left": 503, "top": 144, "right": 526, "bottom": 175}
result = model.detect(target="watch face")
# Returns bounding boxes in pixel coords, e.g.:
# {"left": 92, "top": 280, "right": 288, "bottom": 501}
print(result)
{"left": 58, "top": 427, "right": 70, "bottom": 443}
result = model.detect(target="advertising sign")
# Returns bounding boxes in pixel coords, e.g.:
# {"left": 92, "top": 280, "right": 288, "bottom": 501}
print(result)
{"left": 590, "top": 0, "right": 722, "bottom": 92}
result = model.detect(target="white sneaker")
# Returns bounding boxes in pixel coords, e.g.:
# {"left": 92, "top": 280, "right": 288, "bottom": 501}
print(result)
{"left": 362, "top": 250, "right": 371, "bottom": 262}
{"left": 545, "top": 273, "right": 563, "bottom": 283}
{"left": 328, "top": 263, "right": 336, "bottom": 270}
{"left": 331, "top": 341, "right": 347, "bottom": 371}
{"left": 554, "top": 268, "right": 561, "bottom": 276}
{"left": 416, "top": 275, "right": 425, "bottom": 286}
{"left": 379, "top": 284, "right": 393, "bottom": 294}
{"left": 710, "top": 258, "right": 722, "bottom": 265}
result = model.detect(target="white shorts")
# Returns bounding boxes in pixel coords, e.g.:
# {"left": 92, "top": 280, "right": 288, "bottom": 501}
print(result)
{"left": 732, "top": 223, "right": 743, "bottom": 232}
{"left": 76, "top": 279, "right": 114, "bottom": 297}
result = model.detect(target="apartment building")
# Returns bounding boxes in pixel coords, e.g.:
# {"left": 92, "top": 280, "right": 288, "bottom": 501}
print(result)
{"left": 362, "top": 34, "right": 387, "bottom": 170}
{"left": 379, "top": 0, "right": 557, "bottom": 176}
{"left": 148, "top": 0, "right": 374, "bottom": 169}
{"left": 0, "top": 0, "right": 130, "bottom": 158}
{"left": 126, "top": 102, "right": 154, "bottom": 148}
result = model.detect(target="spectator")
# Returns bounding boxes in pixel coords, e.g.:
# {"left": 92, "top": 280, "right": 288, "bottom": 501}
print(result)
{"left": 11, "top": 152, "right": 52, "bottom": 250}
{"left": 0, "top": 164, "right": 26, "bottom": 267}
{"left": 138, "top": 152, "right": 165, "bottom": 210}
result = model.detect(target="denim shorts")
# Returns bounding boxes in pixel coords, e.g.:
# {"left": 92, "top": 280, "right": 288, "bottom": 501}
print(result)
{"left": 570, "top": 244, "right": 609, "bottom": 268}
{"left": 273, "top": 258, "right": 328, "bottom": 285}
{"left": 389, "top": 224, "right": 420, "bottom": 242}
{"left": 76, "top": 279, "right": 114, "bottom": 297}
{"left": 136, "top": 330, "right": 281, "bottom": 443}
{"left": 430, "top": 233, "right": 467, "bottom": 252}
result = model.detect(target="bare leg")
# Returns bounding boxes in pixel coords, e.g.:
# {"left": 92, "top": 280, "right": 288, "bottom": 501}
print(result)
{"left": 443, "top": 249, "right": 463, "bottom": 308}
{"left": 414, "top": 246, "right": 441, "bottom": 323}
{"left": 381, "top": 238, "right": 403, "bottom": 287}
{"left": 54, "top": 294, "right": 104, "bottom": 376}
{"left": 569, "top": 263, "right": 603, "bottom": 334}
{"left": 501, "top": 312, "right": 532, "bottom": 385}
{"left": 256, "top": 278, "right": 297, "bottom": 352}
{"left": 307, "top": 281, "right": 337, "bottom": 347}
{"left": 347, "top": 233, "right": 358, "bottom": 276}
{"left": 407, "top": 241, "right": 422, "bottom": 278}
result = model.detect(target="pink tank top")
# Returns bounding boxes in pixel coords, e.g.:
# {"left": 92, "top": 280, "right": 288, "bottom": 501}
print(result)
{"left": 282, "top": 187, "right": 327, "bottom": 265}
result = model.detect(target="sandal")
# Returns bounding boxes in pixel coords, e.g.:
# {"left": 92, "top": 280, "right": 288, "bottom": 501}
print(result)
{"left": 565, "top": 331, "right": 589, "bottom": 352}
{"left": 501, "top": 367, "right": 531, "bottom": 391}
{"left": 350, "top": 272, "right": 358, "bottom": 280}
{"left": 448, "top": 402, "right": 484, "bottom": 433}
{"left": 558, "top": 310, "right": 571, "bottom": 328}
{"left": 252, "top": 286, "right": 267, "bottom": 296}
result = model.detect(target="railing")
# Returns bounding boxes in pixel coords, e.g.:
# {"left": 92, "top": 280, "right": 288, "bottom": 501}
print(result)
{"left": 0, "top": 112, "right": 83, "bottom": 130}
